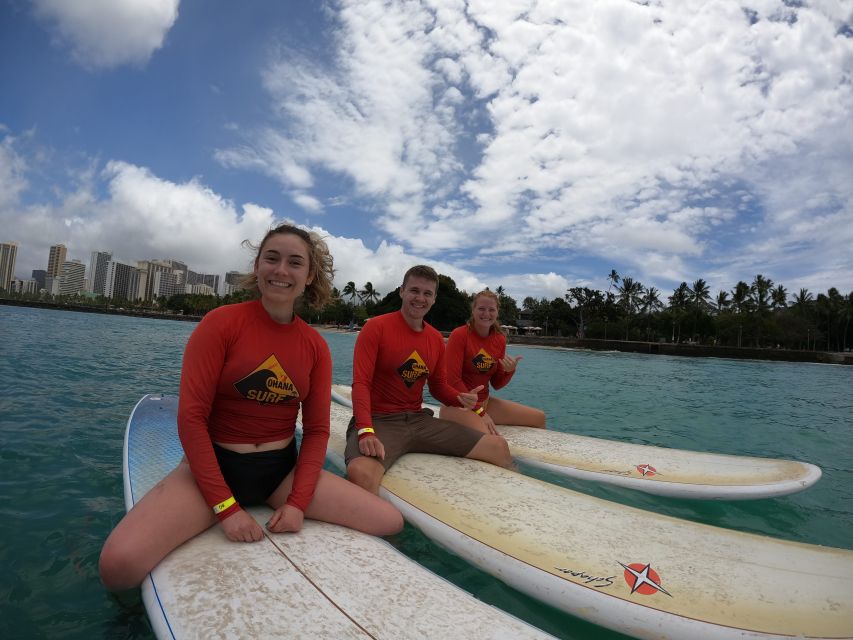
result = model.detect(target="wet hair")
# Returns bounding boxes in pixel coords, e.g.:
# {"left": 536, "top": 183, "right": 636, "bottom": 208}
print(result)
{"left": 240, "top": 222, "right": 335, "bottom": 309}
{"left": 467, "top": 289, "right": 505, "bottom": 336}
{"left": 401, "top": 265, "right": 439, "bottom": 290}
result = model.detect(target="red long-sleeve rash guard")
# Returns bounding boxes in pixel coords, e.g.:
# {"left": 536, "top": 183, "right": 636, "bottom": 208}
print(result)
{"left": 445, "top": 326, "right": 515, "bottom": 404}
{"left": 177, "top": 300, "right": 331, "bottom": 521}
{"left": 352, "top": 311, "right": 464, "bottom": 428}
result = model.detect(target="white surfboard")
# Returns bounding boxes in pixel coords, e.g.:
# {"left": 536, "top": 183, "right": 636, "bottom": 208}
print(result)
{"left": 123, "top": 394, "right": 555, "bottom": 640}
{"left": 326, "top": 400, "right": 853, "bottom": 640}
{"left": 331, "top": 385, "right": 821, "bottom": 499}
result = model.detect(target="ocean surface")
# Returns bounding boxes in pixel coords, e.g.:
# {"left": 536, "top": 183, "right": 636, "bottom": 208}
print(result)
{"left": 1, "top": 304, "right": 851, "bottom": 640}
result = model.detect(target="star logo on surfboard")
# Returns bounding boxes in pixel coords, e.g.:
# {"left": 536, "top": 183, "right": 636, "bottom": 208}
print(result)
{"left": 635, "top": 463, "right": 658, "bottom": 476}
{"left": 619, "top": 562, "right": 672, "bottom": 597}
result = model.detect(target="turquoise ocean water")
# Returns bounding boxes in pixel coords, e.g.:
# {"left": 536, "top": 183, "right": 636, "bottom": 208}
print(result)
{"left": 1, "top": 304, "right": 851, "bottom": 639}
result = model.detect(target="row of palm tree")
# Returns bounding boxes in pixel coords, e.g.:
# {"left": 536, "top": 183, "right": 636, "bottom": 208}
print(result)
{"left": 5, "top": 270, "right": 849, "bottom": 352}
{"left": 523, "top": 271, "right": 852, "bottom": 352}
{"left": 341, "top": 281, "right": 381, "bottom": 305}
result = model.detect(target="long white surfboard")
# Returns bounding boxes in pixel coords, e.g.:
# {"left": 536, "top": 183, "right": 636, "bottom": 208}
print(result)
{"left": 331, "top": 385, "right": 821, "bottom": 499}
{"left": 123, "top": 394, "right": 554, "bottom": 640}
{"left": 326, "top": 400, "right": 853, "bottom": 640}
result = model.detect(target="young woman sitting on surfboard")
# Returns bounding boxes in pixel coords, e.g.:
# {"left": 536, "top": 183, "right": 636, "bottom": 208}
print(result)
{"left": 439, "top": 289, "right": 546, "bottom": 435}
{"left": 99, "top": 223, "right": 402, "bottom": 590}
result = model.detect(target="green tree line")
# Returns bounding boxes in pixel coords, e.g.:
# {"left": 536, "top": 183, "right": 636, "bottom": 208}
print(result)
{"left": 4, "top": 271, "right": 851, "bottom": 352}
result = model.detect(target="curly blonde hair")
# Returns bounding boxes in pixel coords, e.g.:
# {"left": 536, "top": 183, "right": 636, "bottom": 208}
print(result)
{"left": 240, "top": 222, "right": 335, "bottom": 309}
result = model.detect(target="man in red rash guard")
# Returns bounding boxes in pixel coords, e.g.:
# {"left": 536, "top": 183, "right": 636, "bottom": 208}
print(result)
{"left": 345, "top": 265, "right": 513, "bottom": 494}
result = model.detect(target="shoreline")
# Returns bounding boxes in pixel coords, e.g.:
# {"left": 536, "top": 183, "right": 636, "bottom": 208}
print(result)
{"left": 504, "top": 334, "right": 853, "bottom": 366}
{"left": 3, "top": 298, "right": 850, "bottom": 365}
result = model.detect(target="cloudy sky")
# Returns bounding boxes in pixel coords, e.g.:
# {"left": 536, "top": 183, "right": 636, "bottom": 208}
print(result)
{"left": 1, "top": 0, "right": 851, "bottom": 302}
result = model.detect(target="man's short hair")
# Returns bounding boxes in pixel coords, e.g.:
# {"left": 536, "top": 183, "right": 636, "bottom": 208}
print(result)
{"left": 401, "top": 265, "right": 439, "bottom": 289}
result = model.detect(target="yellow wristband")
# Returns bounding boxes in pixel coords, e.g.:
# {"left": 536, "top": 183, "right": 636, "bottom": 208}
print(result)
{"left": 213, "top": 496, "right": 236, "bottom": 514}
{"left": 473, "top": 405, "right": 485, "bottom": 416}
{"left": 357, "top": 427, "right": 375, "bottom": 440}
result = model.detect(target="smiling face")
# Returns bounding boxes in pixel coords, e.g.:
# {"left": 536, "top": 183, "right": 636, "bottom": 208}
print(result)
{"left": 399, "top": 274, "right": 437, "bottom": 329}
{"left": 471, "top": 294, "right": 499, "bottom": 336}
{"left": 253, "top": 232, "right": 314, "bottom": 314}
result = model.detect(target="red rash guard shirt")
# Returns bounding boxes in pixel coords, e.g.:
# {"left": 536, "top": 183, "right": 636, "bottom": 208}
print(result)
{"left": 177, "top": 300, "right": 331, "bottom": 521}
{"left": 445, "top": 325, "right": 515, "bottom": 404}
{"left": 352, "top": 311, "right": 463, "bottom": 428}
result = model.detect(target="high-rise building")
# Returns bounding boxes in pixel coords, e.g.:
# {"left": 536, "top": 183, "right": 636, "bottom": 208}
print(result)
{"left": 152, "top": 270, "right": 181, "bottom": 299}
{"left": 0, "top": 241, "right": 18, "bottom": 292}
{"left": 201, "top": 274, "right": 220, "bottom": 295}
{"left": 11, "top": 278, "right": 37, "bottom": 294}
{"left": 106, "top": 260, "right": 142, "bottom": 300}
{"left": 137, "top": 260, "right": 181, "bottom": 301}
{"left": 225, "top": 270, "right": 244, "bottom": 286}
{"left": 188, "top": 271, "right": 221, "bottom": 295}
{"left": 47, "top": 244, "right": 67, "bottom": 278}
{"left": 59, "top": 260, "right": 86, "bottom": 296}
{"left": 189, "top": 283, "right": 215, "bottom": 295}
{"left": 31, "top": 269, "right": 46, "bottom": 291}
{"left": 88, "top": 251, "right": 112, "bottom": 295}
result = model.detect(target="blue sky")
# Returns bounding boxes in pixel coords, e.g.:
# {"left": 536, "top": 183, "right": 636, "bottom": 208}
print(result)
{"left": 1, "top": 0, "right": 851, "bottom": 303}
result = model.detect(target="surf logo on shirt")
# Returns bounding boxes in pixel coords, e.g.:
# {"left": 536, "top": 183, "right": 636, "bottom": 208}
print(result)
{"left": 471, "top": 348, "right": 495, "bottom": 373}
{"left": 234, "top": 354, "right": 299, "bottom": 404}
{"left": 397, "top": 350, "right": 429, "bottom": 387}
{"left": 619, "top": 562, "right": 672, "bottom": 597}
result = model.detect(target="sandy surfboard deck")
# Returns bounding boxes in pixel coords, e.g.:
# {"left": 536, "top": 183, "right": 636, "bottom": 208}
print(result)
{"left": 123, "top": 394, "right": 554, "bottom": 640}
{"left": 327, "top": 400, "right": 853, "bottom": 640}
{"left": 331, "top": 385, "right": 821, "bottom": 499}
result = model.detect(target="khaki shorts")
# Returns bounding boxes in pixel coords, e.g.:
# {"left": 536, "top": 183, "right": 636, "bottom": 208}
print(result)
{"left": 344, "top": 408, "right": 485, "bottom": 471}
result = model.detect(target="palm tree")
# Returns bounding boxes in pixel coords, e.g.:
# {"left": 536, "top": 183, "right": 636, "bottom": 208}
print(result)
{"left": 750, "top": 274, "right": 774, "bottom": 346}
{"left": 771, "top": 284, "right": 788, "bottom": 310}
{"left": 640, "top": 286, "right": 662, "bottom": 340}
{"left": 617, "top": 276, "right": 643, "bottom": 340}
{"left": 607, "top": 269, "right": 620, "bottom": 294}
{"left": 715, "top": 290, "right": 730, "bottom": 314}
{"left": 792, "top": 288, "right": 814, "bottom": 349}
{"left": 668, "top": 282, "right": 690, "bottom": 342}
{"left": 730, "top": 281, "right": 752, "bottom": 347}
{"left": 342, "top": 281, "right": 358, "bottom": 302}
{"left": 688, "top": 278, "right": 712, "bottom": 342}
{"left": 731, "top": 281, "right": 752, "bottom": 315}
{"left": 792, "top": 288, "right": 813, "bottom": 310}
{"left": 359, "top": 282, "right": 380, "bottom": 305}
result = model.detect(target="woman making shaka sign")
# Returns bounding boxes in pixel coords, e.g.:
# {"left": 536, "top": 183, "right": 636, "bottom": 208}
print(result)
{"left": 439, "top": 290, "right": 545, "bottom": 435}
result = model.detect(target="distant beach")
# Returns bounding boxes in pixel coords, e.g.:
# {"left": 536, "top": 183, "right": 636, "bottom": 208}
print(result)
{"left": 2, "top": 297, "right": 850, "bottom": 365}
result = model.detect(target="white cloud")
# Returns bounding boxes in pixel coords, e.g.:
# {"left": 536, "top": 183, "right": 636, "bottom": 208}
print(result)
{"left": 31, "top": 0, "right": 180, "bottom": 69}
{"left": 220, "top": 0, "right": 851, "bottom": 296}
{"left": 0, "top": 132, "right": 30, "bottom": 211}
{"left": 0, "top": 151, "right": 278, "bottom": 278}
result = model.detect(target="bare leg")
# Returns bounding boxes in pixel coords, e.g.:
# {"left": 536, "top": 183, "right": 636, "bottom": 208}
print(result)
{"left": 99, "top": 460, "right": 216, "bottom": 590}
{"left": 438, "top": 405, "right": 490, "bottom": 433}
{"left": 345, "top": 456, "right": 386, "bottom": 495}
{"left": 486, "top": 397, "right": 546, "bottom": 428}
{"left": 267, "top": 469, "right": 402, "bottom": 535}
{"left": 464, "top": 434, "right": 513, "bottom": 468}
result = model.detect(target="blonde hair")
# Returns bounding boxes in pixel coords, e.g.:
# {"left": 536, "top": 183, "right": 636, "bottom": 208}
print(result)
{"left": 240, "top": 222, "right": 335, "bottom": 309}
{"left": 467, "top": 289, "right": 505, "bottom": 336}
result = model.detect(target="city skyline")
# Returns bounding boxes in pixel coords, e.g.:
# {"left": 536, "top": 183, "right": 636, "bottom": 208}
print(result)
{"left": 1, "top": 239, "right": 234, "bottom": 299}
{"left": 1, "top": 2, "right": 851, "bottom": 303}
